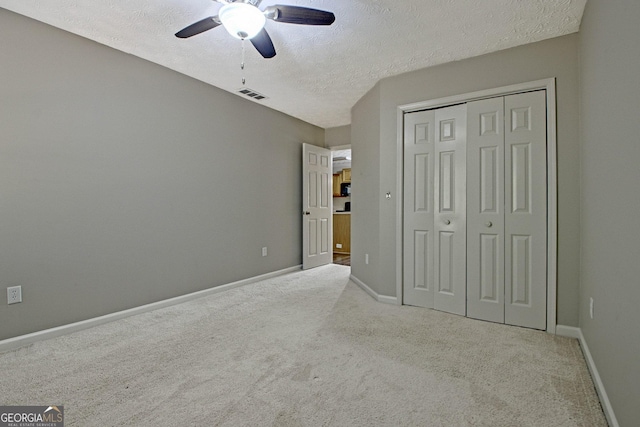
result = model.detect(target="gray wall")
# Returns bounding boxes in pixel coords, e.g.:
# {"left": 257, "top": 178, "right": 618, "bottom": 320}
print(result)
{"left": 579, "top": 0, "right": 640, "bottom": 424}
{"left": 351, "top": 34, "right": 581, "bottom": 326}
{"left": 325, "top": 125, "right": 351, "bottom": 148}
{"left": 0, "top": 9, "right": 324, "bottom": 341}
{"left": 351, "top": 85, "right": 381, "bottom": 289}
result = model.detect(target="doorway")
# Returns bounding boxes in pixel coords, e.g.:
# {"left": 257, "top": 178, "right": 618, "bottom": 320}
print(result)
{"left": 332, "top": 146, "right": 351, "bottom": 266}
{"left": 302, "top": 143, "right": 353, "bottom": 270}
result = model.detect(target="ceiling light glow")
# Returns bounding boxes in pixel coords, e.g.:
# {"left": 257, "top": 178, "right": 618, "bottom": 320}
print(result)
{"left": 219, "top": 3, "right": 266, "bottom": 40}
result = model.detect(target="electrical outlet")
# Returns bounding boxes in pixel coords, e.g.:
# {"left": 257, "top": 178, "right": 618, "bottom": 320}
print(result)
{"left": 365, "top": 254, "right": 369, "bottom": 265}
{"left": 589, "top": 297, "right": 594, "bottom": 319}
{"left": 7, "top": 286, "right": 22, "bottom": 305}
{"left": 262, "top": 247, "right": 268, "bottom": 257}
{"left": 336, "top": 243, "right": 342, "bottom": 249}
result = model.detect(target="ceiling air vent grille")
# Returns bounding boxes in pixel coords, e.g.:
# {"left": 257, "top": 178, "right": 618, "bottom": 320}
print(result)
{"left": 237, "top": 88, "right": 268, "bottom": 101}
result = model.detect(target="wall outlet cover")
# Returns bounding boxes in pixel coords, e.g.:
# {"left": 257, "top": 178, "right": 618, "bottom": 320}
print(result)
{"left": 7, "top": 286, "right": 22, "bottom": 304}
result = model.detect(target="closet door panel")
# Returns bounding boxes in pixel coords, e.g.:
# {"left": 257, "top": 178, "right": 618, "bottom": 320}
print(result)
{"left": 434, "top": 104, "right": 467, "bottom": 316}
{"left": 403, "top": 110, "right": 436, "bottom": 308}
{"left": 467, "top": 97, "right": 505, "bottom": 323}
{"left": 504, "top": 91, "right": 547, "bottom": 330}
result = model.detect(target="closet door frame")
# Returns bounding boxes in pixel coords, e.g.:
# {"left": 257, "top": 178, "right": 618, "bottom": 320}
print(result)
{"left": 396, "top": 78, "right": 558, "bottom": 334}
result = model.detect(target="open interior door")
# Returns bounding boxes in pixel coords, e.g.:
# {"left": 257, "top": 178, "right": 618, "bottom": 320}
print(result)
{"left": 302, "top": 143, "right": 333, "bottom": 269}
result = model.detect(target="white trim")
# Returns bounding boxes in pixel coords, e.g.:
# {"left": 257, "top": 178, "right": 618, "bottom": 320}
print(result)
{"left": 0, "top": 265, "right": 302, "bottom": 353}
{"left": 396, "top": 107, "right": 405, "bottom": 306}
{"left": 545, "top": 83, "right": 558, "bottom": 334}
{"left": 556, "top": 325, "right": 620, "bottom": 427}
{"left": 396, "top": 78, "right": 558, "bottom": 333}
{"left": 555, "top": 324, "right": 581, "bottom": 339}
{"left": 378, "top": 294, "right": 398, "bottom": 305}
{"left": 350, "top": 275, "right": 398, "bottom": 305}
{"left": 400, "top": 79, "right": 557, "bottom": 113}
{"left": 329, "top": 144, "right": 351, "bottom": 151}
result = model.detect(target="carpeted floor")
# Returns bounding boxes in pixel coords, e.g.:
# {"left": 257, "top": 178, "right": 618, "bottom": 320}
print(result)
{"left": 0, "top": 264, "right": 606, "bottom": 426}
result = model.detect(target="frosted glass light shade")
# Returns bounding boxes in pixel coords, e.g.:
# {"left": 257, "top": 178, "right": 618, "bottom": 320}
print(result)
{"left": 219, "top": 3, "right": 266, "bottom": 40}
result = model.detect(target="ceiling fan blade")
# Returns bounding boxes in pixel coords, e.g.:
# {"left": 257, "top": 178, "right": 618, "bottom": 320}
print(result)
{"left": 265, "top": 5, "right": 335, "bottom": 25}
{"left": 175, "top": 16, "right": 221, "bottom": 38}
{"left": 251, "top": 29, "right": 276, "bottom": 58}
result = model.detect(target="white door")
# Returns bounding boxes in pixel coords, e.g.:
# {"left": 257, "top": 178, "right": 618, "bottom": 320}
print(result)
{"left": 504, "top": 91, "right": 547, "bottom": 329}
{"left": 403, "top": 109, "right": 436, "bottom": 308}
{"left": 433, "top": 105, "right": 467, "bottom": 316}
{"left": 466, "top": 91, "right": 547, "bottom": 330}
{"left": 467, "top": 97, "right": 506, "bottom": 323}
{"left": 302, "top": 143, "right": 332, "bottom": 269}
{"left": 403, "top": 104, "right": 467, "bottom": 316}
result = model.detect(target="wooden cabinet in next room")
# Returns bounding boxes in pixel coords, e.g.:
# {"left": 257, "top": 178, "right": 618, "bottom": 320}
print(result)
{"left": 333, "top": 173, "right": 342, "bottom": 197}
{"left": 341, "top": 168, "right": 351, "bottom": 183}
{"left": 333, "top": 213, "right": 351, "bottom": 254}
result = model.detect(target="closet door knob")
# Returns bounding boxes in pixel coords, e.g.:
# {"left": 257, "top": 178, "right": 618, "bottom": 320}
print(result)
{"left": 486, "top": 221, "right": 493, "bottom": 228}
{"left": 444, "top": 219, "right": 451, "bottom": 225}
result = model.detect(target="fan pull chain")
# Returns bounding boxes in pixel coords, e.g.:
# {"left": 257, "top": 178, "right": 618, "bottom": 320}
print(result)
{"left": 241, "top": 38, "right": 246, "bottom": 86}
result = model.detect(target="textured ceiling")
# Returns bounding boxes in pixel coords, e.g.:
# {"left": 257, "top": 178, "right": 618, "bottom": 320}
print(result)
{"left": 0, "top": 0, "right": 586, "bottom": 128}
{"left": 332, "top": 148, "right": 351, "bottom": 173}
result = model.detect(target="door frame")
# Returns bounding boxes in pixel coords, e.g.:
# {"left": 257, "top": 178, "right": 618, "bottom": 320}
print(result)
{"left": 395, "top": 78, "right": 558, "bottom": 334}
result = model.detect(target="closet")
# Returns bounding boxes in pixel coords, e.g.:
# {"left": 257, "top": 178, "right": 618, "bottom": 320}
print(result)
{"left": 403, "top": 90, "right": 547, "bottom": 330}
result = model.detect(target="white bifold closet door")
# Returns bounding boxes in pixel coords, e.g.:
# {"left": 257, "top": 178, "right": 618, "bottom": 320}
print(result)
{"left": 403, "top": 104, "right": 467, "bottom": 316}
{"left": 467, "top": 90, "right": 547, "bottom": 330}
{"left": 403, "top": 109, "right": 435, "bottom": 308}
{"left": 404, "top": 90, "right": 547, "bottom": 330}
{"left": 466, "top": 97, "right": 506, "bottom": 323}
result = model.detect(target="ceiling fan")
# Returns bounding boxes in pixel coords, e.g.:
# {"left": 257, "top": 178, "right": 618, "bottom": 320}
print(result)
{"left": 175, "top": 0, "right": 336, "bottom": 59}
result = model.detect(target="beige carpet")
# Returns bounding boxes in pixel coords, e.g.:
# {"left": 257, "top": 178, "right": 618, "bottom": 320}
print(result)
{"left": 0, "top": 264, "right": 606, "bottom": 426}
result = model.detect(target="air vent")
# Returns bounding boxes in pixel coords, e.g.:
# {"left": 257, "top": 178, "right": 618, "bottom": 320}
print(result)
{"left": 237, "top": 88, "right": 268, "bottom": 101}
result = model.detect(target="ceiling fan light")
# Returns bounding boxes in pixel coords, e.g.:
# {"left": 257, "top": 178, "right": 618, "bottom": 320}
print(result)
{"left": 219, "top": 3, "right": 266, "bottom": 40}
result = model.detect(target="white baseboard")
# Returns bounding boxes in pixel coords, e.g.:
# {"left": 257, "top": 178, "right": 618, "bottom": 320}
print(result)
{"left": 555, "top": 324, "right": 581, "bottom": 339}
{"left": 350, "top": 275, "right": 398, "bottom": 305}
{"left": 0, "top": 265, "right": 302, "bottom": 354}
{"left": 556, "top": 325, "right": 619, "bottom": 427}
